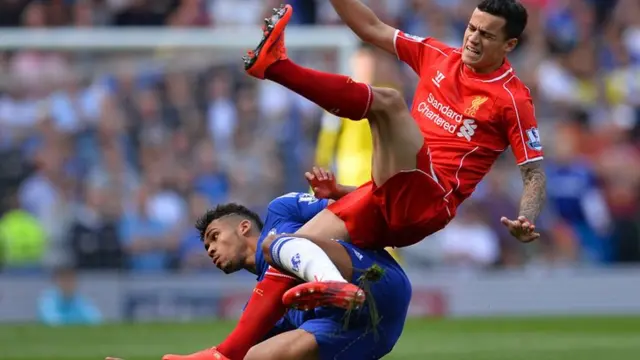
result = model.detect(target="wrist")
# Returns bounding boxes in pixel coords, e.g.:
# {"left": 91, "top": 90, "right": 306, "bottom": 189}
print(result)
{"left": 333, "top": 185, "right": 350, "bottom": 200}
{"left": 518, "top": 214, "right": 534, "bottom": 223}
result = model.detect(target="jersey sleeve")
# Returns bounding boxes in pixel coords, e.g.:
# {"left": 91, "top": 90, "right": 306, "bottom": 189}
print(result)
{"left": 267, "top": 192, "right": 329, "bottom": 224}
{"left": 393, "top": 30, "right": 453, "bottom": 76}
{"left": 504, "top": 93, "right": 544, "bottom": 165}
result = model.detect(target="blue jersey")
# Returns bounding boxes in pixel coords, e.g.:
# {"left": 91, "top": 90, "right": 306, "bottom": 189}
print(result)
{"left": 546, "top": 161, "right": 612, "bottom": 263}
{"left": 546, "top": 160, "right": 598, "bottom": 224}
{"left": 254, "top": 192, "right": 412, "bottom": 360}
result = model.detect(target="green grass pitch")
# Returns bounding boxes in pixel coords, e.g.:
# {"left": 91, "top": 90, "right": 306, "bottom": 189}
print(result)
{"left": 1, "top": 317, "right": 639, "bottom": 359}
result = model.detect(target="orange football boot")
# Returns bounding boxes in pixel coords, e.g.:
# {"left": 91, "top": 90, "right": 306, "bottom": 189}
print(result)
{"left": 162, "top": 347, "right": 229, "bottom": 360}
{"left": 243, "top": 4, "right": 292, "bottom": 79}
{"left": 282, "top": 281, "right": 366, "bottom": 311}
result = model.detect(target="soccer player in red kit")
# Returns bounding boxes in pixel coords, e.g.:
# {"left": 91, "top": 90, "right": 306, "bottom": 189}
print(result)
{"left": 242, "top": 0, "right": 546, "bottom": 309}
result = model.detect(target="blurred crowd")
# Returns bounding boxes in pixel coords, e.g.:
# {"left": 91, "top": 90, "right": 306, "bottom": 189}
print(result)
{"left": 0, "top": 0, "right": 639, "bottom": 275}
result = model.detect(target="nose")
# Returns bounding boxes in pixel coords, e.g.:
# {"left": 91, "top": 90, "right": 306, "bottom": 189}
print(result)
{"left": 468, "top": 32, "right": 480, "bottom": 44}
{"left": 207, "top": 244, "right": 216, "bottom": 258}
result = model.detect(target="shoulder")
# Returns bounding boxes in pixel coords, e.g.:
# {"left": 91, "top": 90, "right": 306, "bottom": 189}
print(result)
{"left": 267, "top": 192, "right": 303, "bottom": 209}
{"left": 395, "top": 30, "right": 457, "bottom": 56}
{"left": 494, "top": 74, "right": 534, "bottom": 117}
{"left": 500, "top": 73, "right": 533, "bottom": 104}
{"left": 266, "top": 192, "right": 314, "bottom": 215}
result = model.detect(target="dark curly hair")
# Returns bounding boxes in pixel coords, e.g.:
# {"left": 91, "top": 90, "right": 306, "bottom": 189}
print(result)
{"left": 477, "top": 0, "right": 528, "bottom": 39}
{"left": 194, "top": 203, "right": 264, "bottom": 242}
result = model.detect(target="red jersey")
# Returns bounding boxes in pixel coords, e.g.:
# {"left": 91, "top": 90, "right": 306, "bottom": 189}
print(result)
{"left": 393, "top": 30, "right": 544, "bottom": 207}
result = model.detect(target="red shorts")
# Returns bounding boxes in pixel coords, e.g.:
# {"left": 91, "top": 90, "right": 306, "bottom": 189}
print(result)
{"left": 327, "top": 142, "right": 455, "bottom": 249}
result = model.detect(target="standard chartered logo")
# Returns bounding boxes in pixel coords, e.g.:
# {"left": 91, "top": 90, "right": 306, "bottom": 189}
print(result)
{"left": 417, "top": 93, "right": 478, "bottom": 141}
{"left": 456, "top": 119, "right": 477, "bottom": 141}
{"left": 426, "top": 93, "right": 463, "bottom": 122}
{"left": 416, "top": 93, "right": 464, "bottom": 134}
{"left": 417, "top": 102, "right": 457, "bottom": 134}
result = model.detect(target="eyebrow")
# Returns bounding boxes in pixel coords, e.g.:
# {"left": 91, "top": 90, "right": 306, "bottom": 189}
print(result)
{"left": 205, "top": 227, "right": 215, "bottom": 240}
{"left": 469, "top": 23, "right": 498, "bottom": 38}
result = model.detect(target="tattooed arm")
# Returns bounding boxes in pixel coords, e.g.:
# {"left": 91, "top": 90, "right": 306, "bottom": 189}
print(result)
{"left": 518, "top": 161, "right": 547, "bottom": 222}
{"left": 500, "top": 161, "right": 546, "bottom": 243}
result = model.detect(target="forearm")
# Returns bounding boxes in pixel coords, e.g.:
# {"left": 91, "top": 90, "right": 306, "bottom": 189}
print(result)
{"left": 518, "top": 163, "right": 547, "bottom": 222}
{"left": 330, "top": 0, "right": 381, "bottom": 38}
{"left": 329, "top": 0, "right": 394, "bottom": 53}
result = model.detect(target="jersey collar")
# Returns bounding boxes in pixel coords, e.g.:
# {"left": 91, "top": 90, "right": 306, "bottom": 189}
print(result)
{"left": 461, "top": 57, "right": 513, "bottom": 83}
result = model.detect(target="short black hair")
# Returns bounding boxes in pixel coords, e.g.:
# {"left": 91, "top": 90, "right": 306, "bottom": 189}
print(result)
{"left": 477, "top": 0, "right": 528, "bottom": 39}
{"left": 194, "top": 203, "right": 264, "bottom": 241}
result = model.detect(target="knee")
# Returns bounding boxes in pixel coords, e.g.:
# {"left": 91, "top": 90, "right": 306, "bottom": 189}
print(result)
{"left": 370, "top": 87, "right": 406, "bottom": 114}
{"left": 261, "top": 234, "right": 278, "bottom": 265}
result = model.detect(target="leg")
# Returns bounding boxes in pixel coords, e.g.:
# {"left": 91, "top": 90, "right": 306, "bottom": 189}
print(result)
{"left": 258, "top": 310, "right": 401, "bottom": 360}
{"left": 261, "top": 233, "right": 354, "bottom": 281}
{"left": 162, "top": 268, "right": 299, "bottom": 360}
{"left": 245, "top": 5, "right": 424, "bottom": 186}
{"left": 295, "top": 208, "right": 351, "bottom": 243}
{"left": 366, "top": 88, "right": 425, "bottom": 185}
{"left": 162, "top": 269, "right": 302, "bottom": 360}
{"left": 283, "top": 246, "right": 411, "bottom": 360}
{"left": 245, "top": 5, "right": 373, "bottom": 121}
{"left": 262, "top": 234, "right": 365, "bottom": 310}
{"left": 245, "top": 330, "right": 319, "bottom": 360}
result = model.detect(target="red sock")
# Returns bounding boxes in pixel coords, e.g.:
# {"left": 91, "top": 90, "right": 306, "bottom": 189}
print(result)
{"left": 216, "top": 267, "right": 298, "bottom": 359}
{"left": 265, "top": 59, "right": 373, "bottom": 120}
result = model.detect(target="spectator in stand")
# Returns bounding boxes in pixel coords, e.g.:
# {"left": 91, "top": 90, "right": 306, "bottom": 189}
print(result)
{"left": 37, "top": 266, "right": 102, "bottom": 326}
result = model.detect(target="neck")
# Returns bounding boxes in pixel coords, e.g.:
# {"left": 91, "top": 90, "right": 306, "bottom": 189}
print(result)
{"left": 243, "top": 237, "right": 259, "bottom": 275}
{"left": 465, "top": 59, "right": 504, "bottom": 74}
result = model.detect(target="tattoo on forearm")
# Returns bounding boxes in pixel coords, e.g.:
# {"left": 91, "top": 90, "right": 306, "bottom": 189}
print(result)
{"left": 519, "top": 162, "right": 546, "bottom": 222}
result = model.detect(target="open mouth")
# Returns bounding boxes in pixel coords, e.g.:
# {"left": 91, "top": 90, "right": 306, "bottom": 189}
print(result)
{"left": 465, "top": 45, "right": 481, "bottom": 55}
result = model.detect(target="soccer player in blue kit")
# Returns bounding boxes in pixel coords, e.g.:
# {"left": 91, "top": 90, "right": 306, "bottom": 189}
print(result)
{"left": 163, "top": 183, "right": 412, "bottom": 359}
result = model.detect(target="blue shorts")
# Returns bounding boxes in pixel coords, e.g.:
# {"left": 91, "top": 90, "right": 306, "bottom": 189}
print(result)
{"left": 269, "top": 241, "right": 412, "bottom": 360}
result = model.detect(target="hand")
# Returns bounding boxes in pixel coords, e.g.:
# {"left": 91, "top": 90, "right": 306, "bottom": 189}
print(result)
{"left": 500, "top": 215, "right": 540, "bottom": 243}
{"left": 305, "top": 166, "right": 338, "bottom": 199}
{"left": 105, "top": 357, "right": 124, "bottom": 360}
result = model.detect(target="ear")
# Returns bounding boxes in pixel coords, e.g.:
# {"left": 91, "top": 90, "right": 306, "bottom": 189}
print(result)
{"left": 504, "top": 38, "right": 518, "bottom": 53}
{"left": 238, "top": 219, "right": 253, "bottom": 237}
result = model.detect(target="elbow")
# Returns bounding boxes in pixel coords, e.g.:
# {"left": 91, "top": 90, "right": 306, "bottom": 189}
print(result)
{"left": 357, "top": 23, "right": 396, "bottom": 55}
{"left": 358, "top": 30, "right": 376, "bottom": 44}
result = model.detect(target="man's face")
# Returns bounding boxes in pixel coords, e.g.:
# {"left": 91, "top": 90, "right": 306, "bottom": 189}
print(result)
{"left": 203, "top": 217, "right": 250, "bottom": 274}
{"left": 462, "top": 8, "right": 518, "bottom": 72}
